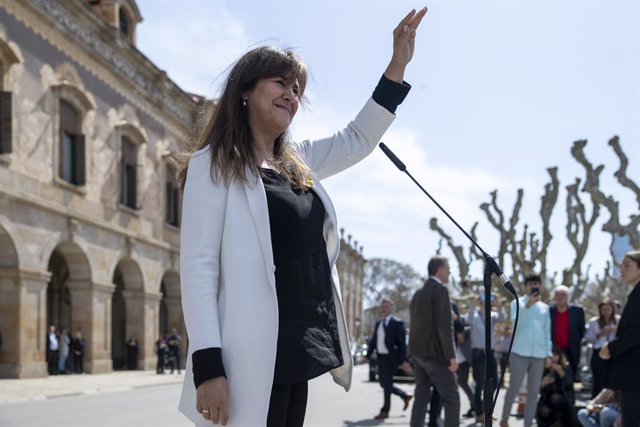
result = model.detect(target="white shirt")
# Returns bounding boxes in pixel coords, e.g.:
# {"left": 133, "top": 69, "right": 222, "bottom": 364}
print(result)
{"left": 48, "top": 332, "right": 59, "bottom": 351}
{"left": 376, "top": 315, "right": 392, "bottom": 354}
{"left": 585, "top": 316, "right": 620, "bottom": 349}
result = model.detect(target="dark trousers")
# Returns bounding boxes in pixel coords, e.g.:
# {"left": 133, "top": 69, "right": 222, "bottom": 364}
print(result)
{"left": 590, "top": 350, "right": 612, "bottom": 398}
{"left": 170, "top": 349, "right": 181, "bottom": 373}
{"left": 620, "top": 389, "right": 640, "bottom": 427}
{"left": 429, "top": 362, "right": 474, "bottom": 423}
{"left": 73, "top": 353, "right": 83, "bottom": 374}
{"left": 456, "top": 361, "right": 475, "bottom": 411}
{"left": 429, "top": 389, "right": 442, "bottom": 427}
{"left": 471, "top": 349, "right": 498, "bottom": 416}
{"left": 156, "top": 352, "right": 165, "bottom": 373}
{"left": 410, "top": 356, "right": 460, "bottom": 427}
{"left": 267, "top": 381, "right": 308, "bottom": 427}
{"left": 378, "top": 354, "right": 408, "bottom": 412}
{"left": 47, "top": 349, "right": 59, "bottom": 375}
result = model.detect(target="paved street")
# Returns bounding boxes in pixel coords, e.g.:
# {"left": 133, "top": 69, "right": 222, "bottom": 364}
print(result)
{"left": 0, "top": 364, "right": 539, "bottom": 427}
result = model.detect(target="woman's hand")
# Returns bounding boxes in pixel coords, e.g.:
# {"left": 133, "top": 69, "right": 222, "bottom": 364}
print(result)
{"left": 196, "top": 377, "right": 229, "bottom": 425}
{"left": 599, "top": 342, "right": 611, "bottom": 360}
{"left": 385, "top": 7, "right": 428, "bottom": 83}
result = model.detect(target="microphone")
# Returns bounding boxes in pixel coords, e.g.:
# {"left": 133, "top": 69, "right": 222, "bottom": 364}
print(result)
{"left": 483, "top": 254, "right": 517, "bottom": 296}
{"left": 378, "top": 142, "right": 517, "bottom": 296}
{"left": 379, "top": 142, "right": 406, "bottom": 172}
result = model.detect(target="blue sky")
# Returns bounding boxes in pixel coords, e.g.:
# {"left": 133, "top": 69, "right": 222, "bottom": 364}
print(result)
{"left": 136, "top": 0, "right": 639, "bottom": 287}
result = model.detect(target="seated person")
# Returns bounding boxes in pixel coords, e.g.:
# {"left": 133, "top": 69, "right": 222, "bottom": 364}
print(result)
{"left": 577, "top": 388, "right": 621, "bottom": 427}
{"left": 536, "top": 346, "right": 575, "bottom": 427}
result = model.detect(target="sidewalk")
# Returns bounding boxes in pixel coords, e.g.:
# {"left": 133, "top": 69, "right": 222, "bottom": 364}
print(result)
{"left": 0, "top": 370, "right": 184, "bottom": 406}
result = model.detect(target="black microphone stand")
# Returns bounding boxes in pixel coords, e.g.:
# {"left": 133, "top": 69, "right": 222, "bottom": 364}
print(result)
{"left": 379, "top": 143, "right": 519, "bottom": 427}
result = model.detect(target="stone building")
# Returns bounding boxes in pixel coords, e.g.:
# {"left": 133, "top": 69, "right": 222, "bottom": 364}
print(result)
{"left": 0, "top": 0, "right": 195, "bottom": 378}
{"left": 0, "top": 0, "right": 368, "bottom": 379}
{"left": 337, "top": 229, "right": 366, "bottom": 344}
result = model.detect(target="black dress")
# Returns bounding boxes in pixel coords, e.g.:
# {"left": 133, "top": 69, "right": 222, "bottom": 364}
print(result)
{"left": 261, "top": 168, "right": 343, "bottom": 385}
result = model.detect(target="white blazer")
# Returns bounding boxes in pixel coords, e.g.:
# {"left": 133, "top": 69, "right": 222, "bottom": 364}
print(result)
{"left": 178, "top": 97, "right": 396, "bottom": 426}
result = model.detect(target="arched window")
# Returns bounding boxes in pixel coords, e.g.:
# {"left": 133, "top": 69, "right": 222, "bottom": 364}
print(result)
{"left": 59, "top": 100, "right": 85, "bottom": 186}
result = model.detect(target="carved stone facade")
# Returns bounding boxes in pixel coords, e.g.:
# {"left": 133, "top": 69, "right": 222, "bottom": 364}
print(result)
{"left": 0, "top": 0, "right": 195, "bottom": 378}
{"left": 336, "top": 229, "right": 366, "bottom": 344}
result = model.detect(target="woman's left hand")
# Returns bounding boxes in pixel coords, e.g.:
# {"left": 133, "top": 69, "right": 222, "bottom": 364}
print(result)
{"left": 385, "top": 7, "right": 428, "bottom": 82}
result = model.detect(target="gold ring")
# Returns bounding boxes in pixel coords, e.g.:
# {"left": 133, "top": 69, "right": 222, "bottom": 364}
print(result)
{"left": 202, "top": 409, "right": 210, "bottom": 414}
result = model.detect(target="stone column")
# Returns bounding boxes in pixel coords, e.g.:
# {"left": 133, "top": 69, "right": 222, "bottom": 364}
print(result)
{"left": 164, "top": 295, "right": 185, "bottom": 369}
{"left": 142, "top": 291, "right": 162, "bottom": 370}
{"left": 0, "top": 268, "right": 50, "bottom": 378}
{"left": 121, "top": 289, "right": 146, "bottom": 369}
{"left": 67, "top": 281, "right": 115, "bottom": 374}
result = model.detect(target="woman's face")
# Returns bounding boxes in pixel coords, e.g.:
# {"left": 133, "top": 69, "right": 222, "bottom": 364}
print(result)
{"left": 600, "top": 304, "right": 613, "bottom": 319}
{"left": 245, "top": 76, "right": 300, "bottom": 142}
{"left": 620, "top": 256, "right": 640, "bottom": 285}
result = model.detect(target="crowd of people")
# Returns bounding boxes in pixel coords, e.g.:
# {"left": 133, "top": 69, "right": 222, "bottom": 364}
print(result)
{"left": 155, "top": 328, "right": 183, "bottom": 375}
{"left": 45, "top": 326, "right": 183, "bottom": 375}
{"left": 45, "top": 326, "right": 85, "bottom": 375}
{"left": 365, "top": 250, "right": 640, "bottom": 427}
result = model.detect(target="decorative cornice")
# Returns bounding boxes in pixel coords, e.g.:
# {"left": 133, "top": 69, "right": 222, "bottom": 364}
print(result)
{"left": 24, "top": 0, "right": 193, "bottom": 126}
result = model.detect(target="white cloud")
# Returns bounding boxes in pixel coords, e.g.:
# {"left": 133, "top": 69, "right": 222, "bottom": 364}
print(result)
{"left": 136, "top": 3, "right": 249, "bottom": 96}
{"left": 290, "top": 97, "right": 539, "bottom": 275}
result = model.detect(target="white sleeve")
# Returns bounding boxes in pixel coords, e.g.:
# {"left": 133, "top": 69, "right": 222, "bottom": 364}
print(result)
{"left": 292, "top": 98, "right": 395, "bottom": 180}
{"left": 179, "top": 149, "right": 228, "bottom": 352}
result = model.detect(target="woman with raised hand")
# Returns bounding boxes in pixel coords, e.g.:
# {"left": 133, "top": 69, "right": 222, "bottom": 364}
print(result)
{"left": 177, "top": 7, "right": 427, "bottom": 427}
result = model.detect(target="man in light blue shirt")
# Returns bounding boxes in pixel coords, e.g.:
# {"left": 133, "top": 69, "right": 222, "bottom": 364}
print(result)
{"left": 500, "top": 274, "right": 552, "bottom": 427}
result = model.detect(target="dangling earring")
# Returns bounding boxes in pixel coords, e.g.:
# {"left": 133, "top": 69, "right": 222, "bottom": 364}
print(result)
{"left": 242, "top": 98, "right": 247, "bottom": 107}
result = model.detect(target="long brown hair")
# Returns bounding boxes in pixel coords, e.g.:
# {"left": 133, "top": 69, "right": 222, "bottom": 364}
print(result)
{"left": 176, "top": 46, "right": 310, "bottom": 189}
{"left": 597, "top": 299, "right": 617, "bottom": 330}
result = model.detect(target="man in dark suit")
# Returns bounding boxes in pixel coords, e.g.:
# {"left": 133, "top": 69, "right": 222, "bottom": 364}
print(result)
{"left": 366, "top": 298, "right": 412, "bottom": 420}
{"left": 549, "top": 285, "right": 585, "bottom": 383}
{"left": 409, "top": 256, "right": 460, "bottom": 427}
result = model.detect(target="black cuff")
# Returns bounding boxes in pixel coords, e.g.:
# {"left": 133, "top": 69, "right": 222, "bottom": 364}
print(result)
{"left": 192, "top": 347, "right": 226, "bottom": 389}
{"left": 372, "top": 75, "right": 411, "bottom": 114}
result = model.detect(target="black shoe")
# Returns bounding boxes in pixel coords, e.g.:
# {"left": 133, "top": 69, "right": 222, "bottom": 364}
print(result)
{"left": 464, "top": 408, "right": 475, "bottom": 418}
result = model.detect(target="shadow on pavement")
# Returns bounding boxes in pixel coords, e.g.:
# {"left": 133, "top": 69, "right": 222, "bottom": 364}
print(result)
{"left": 342, "top": 418, "right": 388, "bottom": 426}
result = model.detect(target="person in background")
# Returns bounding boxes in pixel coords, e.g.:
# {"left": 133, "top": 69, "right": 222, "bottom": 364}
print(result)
{"left": 366, "top": 298, "right": 412, "bottom": 420}
{"left": 496, "top": 325, "right": 511, "bottom": 388}
{"left": 535, "top": 346, "right": 575, "bottom": 427}
{"left": 585, "top": 299, "right": 618, "bottom": 398}
{"left": 156, "top": 334, "right": 167, "bottom": 374}
{"left": 46, "top": 325, "right": 59, "bottom": 375}
{"left": 168, "top": 328, "right": 183, "bottom": 374}
{"left": 549, "top": 285, "right": 585, "bottom": 382}
{"left": 127, "top": 335, "right": 139, "bottom": 370}
{"left": 408, "top": 255, "right": 460, "bottom": 427}
{"left": 71, "top": 331, "right": 85, "bottom": 374}
{"left": 429, "top": 301, "right": 474, "bottom": 426}
{"left": 500, "top": 274, "right": 552, "bottom": 427}
{"left": 600, "top": 250, "right": 640, "bottom": 427}
{"left": 57, "top": 328, "right": 70, "bottom": 374}
{"left": 468, "top": 292, "right": 505, "bottom": 424}
{"left": 577, "top": 389, "right": 621, "bottom": 427}
{"left": 454, "top": 303, "right": 475, "bottom": 420}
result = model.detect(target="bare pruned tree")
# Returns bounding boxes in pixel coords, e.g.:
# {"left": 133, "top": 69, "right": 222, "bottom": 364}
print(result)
{"left": 430, "top": 217, "right": 480, "bottom": 292}
{"left": 571, "top": 137, "right": 640, "bottom": 258}
{"left": 561, "top": 176, "right": 600, "bottom": 295}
